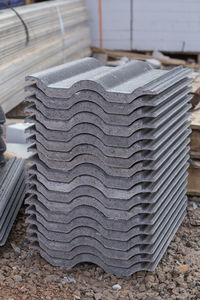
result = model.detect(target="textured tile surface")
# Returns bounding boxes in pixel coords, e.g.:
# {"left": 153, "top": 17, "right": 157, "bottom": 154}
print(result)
{"left": 25, "top": 58, "right": 191, "bottom": 276}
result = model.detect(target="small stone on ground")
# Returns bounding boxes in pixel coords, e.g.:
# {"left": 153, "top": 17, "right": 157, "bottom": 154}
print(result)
{"left": 0, "top": 199, "right": 199, "bottom": 299}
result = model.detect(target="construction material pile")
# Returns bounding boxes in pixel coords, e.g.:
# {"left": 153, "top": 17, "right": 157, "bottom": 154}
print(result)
{"left": 0, "top": 108, "right": 6, "bottom": 167}
{"left": 0, "top": 0, "right": 91, "bottom": 113}
{"left": 0, "top": 108, "right": 25, "bottom": 246}
{"left": 25, "top": 58, "right": 191, "bottom": 276}
{"left": 0, "top": 157, "right": 25, "bottom": 246}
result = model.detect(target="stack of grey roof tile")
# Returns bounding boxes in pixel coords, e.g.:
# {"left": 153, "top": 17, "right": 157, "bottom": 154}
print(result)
{"left": 0, "top": 107, "right": 26, "bottom": 246}
{"left": 25, "top": 57, "right": 192, "bottom": 276}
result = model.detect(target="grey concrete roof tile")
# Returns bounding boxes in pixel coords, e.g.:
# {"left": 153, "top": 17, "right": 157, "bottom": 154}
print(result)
{"left": 25, "top": 96, "right": 190, "bottom": 135}
{"left": 26, "top": 196, "right": 186, "bottom": 256}
{"left": 26, "top": 58, "right": 191, "bottom": 101}
{"left": 26, "top": 174, "right": 186, "bottom": 223}
{"left": 28, "top": 136, "right": 190, "bottom": 178}
{"left": 25, "top": 86, "right": 190, "bottom": 125}
{"left": 27, "top": 201, "right": 186, "bottom": 266}
{"left": 26, "top": 163, "right": 188, "bottom": 211}
{"left": 27, "top": 201, "right": 185, "bottom": 255}
{"left": 25, "top": 58, "right": 191, "bottom": 275}
{"left": 26, "top": 119, "right": 190, "bottom": 158}
{"left": 26, "top": 153, "right": 189, "bottom": 198}
{"left": 27, "top": 145, "right": 189, "bottom": 191}
{"left": 25, "top": 77, "right": 191, "bottom": 112}
{"left": 25, "top": 106, "right": 190, "bottom": 147}
{"left": 28, "top": 208, "right": 186, "bottom": 276}
{"left": 25, "top": 188, "right": 186, "bottom": 235}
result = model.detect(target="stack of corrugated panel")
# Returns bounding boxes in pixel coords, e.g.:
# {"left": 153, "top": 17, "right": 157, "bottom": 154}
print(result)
{"left": 25, "top": 58, "right": 191, "bottom": 276}
{"left": 0, "top": 0, "right": 91, "bottom": 113}
{"left": 0, "top": 107, "right": 25, "bottom": 246}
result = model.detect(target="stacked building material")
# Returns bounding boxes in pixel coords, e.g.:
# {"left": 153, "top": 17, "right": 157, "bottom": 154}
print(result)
{"left": 0, "top": 157, "right": 25, "bottom": 246}
{"left": 0, "top": 107, "right": 6, "bottom": 166}
{"left": 0, "top": 107, "right": 25, "bottom": 246}
{"left": 25, "top": 58, "right": 191, "bottom": 276}
{"left": 0, "top": 0, "right": 91, "bottom": 113}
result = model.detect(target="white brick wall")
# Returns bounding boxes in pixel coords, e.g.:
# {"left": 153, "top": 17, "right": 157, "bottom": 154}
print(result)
{"left": 85, "top": 0, "right": 131, "bottom": 50}
{"left": 132, "top": 0, "right": 200, "bottom": 52}
{"left": 85, "top": 0, "right": 200, "bottom": 52}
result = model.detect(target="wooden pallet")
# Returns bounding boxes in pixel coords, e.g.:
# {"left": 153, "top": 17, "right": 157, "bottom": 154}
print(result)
{"left": 92, "top": 47, "right": 187, "bottom": 66}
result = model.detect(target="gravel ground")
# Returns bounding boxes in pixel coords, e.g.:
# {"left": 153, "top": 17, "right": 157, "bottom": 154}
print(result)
{"left": 0, "top": 199, "right": 199, "bottom": 300}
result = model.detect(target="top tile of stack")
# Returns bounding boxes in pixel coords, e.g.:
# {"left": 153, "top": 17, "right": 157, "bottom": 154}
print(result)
{"left": 26, "top": 58, "right": 191, "bottom": 101}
